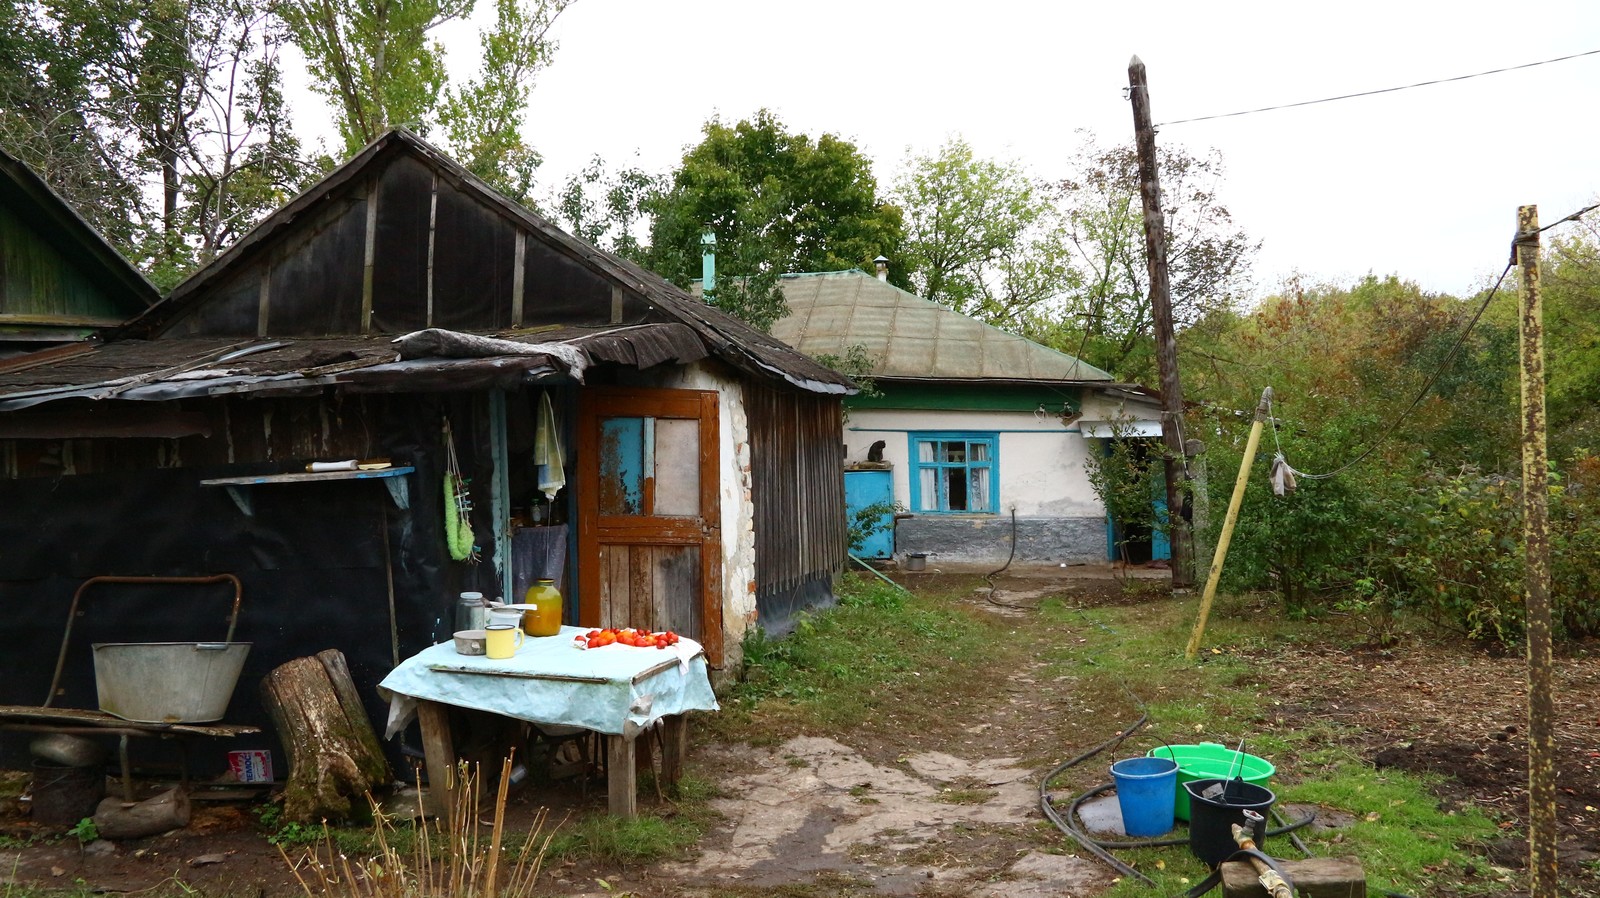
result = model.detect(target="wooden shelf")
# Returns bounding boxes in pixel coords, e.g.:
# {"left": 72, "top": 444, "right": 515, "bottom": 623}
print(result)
{"left": 201, "top": 466, "right": 414, "bottom": 515}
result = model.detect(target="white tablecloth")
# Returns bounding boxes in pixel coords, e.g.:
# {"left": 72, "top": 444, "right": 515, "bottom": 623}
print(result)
{"left": 378, "top": 626, "right": 719, "bottom": 739}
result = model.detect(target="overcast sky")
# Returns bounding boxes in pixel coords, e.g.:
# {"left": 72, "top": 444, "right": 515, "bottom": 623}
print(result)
{"left": 289, "top": 0, "right": 1600, "bottom": 299}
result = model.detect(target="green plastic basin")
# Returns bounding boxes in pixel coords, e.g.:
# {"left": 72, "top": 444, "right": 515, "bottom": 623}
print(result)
{"left": 1146, "top": 743, "right": 1274, "bottom": 821}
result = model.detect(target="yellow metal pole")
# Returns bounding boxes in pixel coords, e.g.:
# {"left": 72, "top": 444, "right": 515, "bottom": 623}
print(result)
{"left": 1186, "top": 387, "right": 1272, "bottom": 660}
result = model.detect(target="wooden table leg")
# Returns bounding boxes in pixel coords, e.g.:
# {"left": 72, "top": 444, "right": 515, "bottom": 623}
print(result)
{"left": 660, "top": 715, "right": 689, "bottom": 791}
{"left": 416, "top": 701, "right": 457, "bottom": 819}
{"left": 607, "top": 734, "right": 636, "bottom": 818}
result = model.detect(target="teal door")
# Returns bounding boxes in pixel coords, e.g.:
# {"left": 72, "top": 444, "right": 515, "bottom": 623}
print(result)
{"left": 844, "top": 469, "right": 894, "bottom": 559}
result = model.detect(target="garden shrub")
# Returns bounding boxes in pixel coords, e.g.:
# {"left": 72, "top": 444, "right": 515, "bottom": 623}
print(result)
{"left": 1387, "top": 454, "right": 1600, "bottom": 642}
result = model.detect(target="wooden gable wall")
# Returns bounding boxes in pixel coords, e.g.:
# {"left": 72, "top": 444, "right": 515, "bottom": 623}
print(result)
{"left": 159, "top": 150, "right": 656, "bottom": 339}
{"left": 0, "top": 202, "right": 133, "bottom": 327}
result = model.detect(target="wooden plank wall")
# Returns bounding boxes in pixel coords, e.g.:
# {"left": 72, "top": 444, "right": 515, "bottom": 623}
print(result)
{"left": 745, "top": 384, "right": 846, "bottom": 599}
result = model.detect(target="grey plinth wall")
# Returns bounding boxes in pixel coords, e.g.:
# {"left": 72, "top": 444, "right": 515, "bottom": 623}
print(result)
{"left": 894, "top": 515, "right": 1106, "bottom": 565}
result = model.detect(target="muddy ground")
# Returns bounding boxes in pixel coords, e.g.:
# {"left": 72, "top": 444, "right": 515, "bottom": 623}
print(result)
{"left": 2, "top": 571, "right": 1596, "bottom": 897}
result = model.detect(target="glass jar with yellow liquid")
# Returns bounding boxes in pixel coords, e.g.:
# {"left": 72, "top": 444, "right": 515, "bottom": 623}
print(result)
{"left": 521, "top": 578, "right": 563, "bottom": 637}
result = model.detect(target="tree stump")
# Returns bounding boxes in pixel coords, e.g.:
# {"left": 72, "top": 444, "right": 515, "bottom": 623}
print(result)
{"left": 260, "top": 649, "right": 392, "bottom": 823}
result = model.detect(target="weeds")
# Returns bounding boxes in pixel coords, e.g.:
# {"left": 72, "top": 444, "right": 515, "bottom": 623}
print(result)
{"left": 278, "top": 757, "right": 556, "bottom": 898}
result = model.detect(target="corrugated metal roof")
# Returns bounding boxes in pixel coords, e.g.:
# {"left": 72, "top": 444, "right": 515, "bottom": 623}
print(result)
{"left": 768, "top": 270, "right": 1114, "bottom": 384}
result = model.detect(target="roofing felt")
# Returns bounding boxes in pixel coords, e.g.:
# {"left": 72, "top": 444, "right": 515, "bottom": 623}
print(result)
{"left": 0, "top": 324, "right": 711, "bottom": 411}
{"left": 767, "top": 271, "right": 1114, "bottom": 384}
{"left": 116, "top": 129, "right": 851, "bottom": 396}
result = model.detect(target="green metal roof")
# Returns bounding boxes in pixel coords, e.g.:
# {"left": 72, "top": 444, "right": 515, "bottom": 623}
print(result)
{"left": 768, "top": 270, "right": 1113, "bottom": 384}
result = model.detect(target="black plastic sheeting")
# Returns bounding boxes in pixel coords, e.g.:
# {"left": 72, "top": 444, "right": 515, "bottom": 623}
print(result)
{"left": 0, "top": 396, "right": 491, "bottom": 776}
{"left": 754, "top": 571, "right": 837, "bottom": 639}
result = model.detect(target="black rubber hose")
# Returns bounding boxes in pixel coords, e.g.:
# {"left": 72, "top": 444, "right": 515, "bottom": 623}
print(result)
{"left": 1039, "top": 714, "right": 1319, "bottom": 890}
{"left": 1038, "top": 714, "right": 1154, "bottom": 885}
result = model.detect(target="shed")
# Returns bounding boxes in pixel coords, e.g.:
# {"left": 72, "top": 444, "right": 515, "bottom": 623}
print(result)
{"left": 0, "top": 130, "right": 851, "bottom": 772}
{"left": 768, "top": 269, "right": 1166, "bottom": 566}
{"left": 0, "top": 147, "right": 158, "bottom": 357}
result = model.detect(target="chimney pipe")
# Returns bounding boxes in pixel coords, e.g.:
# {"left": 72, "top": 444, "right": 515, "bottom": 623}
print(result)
{"left": 701, "top": 230, "right": 717, "bottom": 296}
{"left": 873, "top": 255, "right": 888, "bottom": 282}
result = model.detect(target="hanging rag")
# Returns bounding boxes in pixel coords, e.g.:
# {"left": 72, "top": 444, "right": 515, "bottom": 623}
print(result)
{"left": 1269, "top": 452, "right": 1298, "bottom": 497}
{"left": 535, "top": 390, "right": 566, "bottom": 501}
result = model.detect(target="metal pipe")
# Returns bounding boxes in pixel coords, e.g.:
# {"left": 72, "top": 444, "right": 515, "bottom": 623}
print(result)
{"left": 847, "top": 554, "right": 911, "bottom": 593}
{"left": 47, "top": 574, "right": 243, "bottom": 707}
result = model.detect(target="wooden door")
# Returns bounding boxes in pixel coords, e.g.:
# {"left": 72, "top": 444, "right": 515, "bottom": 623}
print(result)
{"left": 577, "top": 387, "right": 723, "bottom": 663}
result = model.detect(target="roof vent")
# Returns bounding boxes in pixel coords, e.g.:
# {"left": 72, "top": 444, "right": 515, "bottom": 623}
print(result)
{"left": 873, "top": 255, "right": 889, "bottom": 282}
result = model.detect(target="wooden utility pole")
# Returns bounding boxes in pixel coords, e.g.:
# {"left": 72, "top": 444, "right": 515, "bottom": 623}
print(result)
{"left": 1128, "top": 55, "right": 1194, "bottom": 588}
{"left": 1515, "top": 205, "right": 1558, "bottom": 898}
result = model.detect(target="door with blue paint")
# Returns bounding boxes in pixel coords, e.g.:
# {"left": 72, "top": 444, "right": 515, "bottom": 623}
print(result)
{"left": 844, "top": 468, "right": 894, "bottom": 559}
{"left": 578, "top": 387, "right": 724, "bottom": 661}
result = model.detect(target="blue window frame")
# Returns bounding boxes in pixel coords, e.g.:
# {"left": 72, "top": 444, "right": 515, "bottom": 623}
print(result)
{"left": 908, "top": 432, "right": 998, "bottom": 513}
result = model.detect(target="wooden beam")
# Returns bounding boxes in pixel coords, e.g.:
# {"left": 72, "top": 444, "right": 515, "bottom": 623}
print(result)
{"left": 361, "top": 180, "right": 379, "bottom": 334}
{"left": 426, "top": 174, "right": 438, "bottom": 328}
{"left": 660, "top": 715, "right": 689, "bottom": 790}
{"left": 606, "top": 734, "right": 637, "bottom": 818}
{"left": 416, "top": 700, "right": 457, "bottom": 819}
{"left": 1220, "top": 857, "right": 1365, "bottom": 897}
{"left": 1128, "top": 55, "right": 1194, "bottom": 588}
{"left": 512, "top": 231, "right": 527, "bottom": 327}
{"left": 0, "top": 408, "right": 212, "bottom": 439}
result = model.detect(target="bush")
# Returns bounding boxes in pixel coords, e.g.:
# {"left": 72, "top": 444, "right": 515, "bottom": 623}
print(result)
{"left": 1385, "top": 454, "right": 1600, "bottom": 643}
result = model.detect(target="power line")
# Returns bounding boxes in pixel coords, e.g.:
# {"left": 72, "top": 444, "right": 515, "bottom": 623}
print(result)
{"left": 1270, "top": 262, "right": 1509, "bottom": 481}
{"left": 1158, "top": 48, "right": 1600, "bottom": 127}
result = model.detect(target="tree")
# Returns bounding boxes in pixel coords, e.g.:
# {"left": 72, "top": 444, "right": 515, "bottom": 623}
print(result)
{"left": 2, "top": 0, "right": 310, "bottom": 286}
{"left": 275, "top": 0, "right": 465, "bottom": 151}
{"left": 437, "top": 0, "right": 570, "bottom": 200}
{"left": 546, "top": 153, "right": 660, "bottom": 262}
{"left": 890, "top": 138, "right": 1077, "bottom": 328}
{"left": 279, "top": 0, "right": 570, "bottom": 201}
{"left": 1041, "top": 135, "right": 1256, "bottom": 382}
{"left": 0, "top": 2, "right": 147, "bottom": 251}
{"left": 645, "top": 109, "right": 906, "bottom": 330}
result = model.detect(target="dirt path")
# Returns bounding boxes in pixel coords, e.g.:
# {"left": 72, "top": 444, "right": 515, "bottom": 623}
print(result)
{"left": 551, "top": 574, "right": 1135, "bottom": 898}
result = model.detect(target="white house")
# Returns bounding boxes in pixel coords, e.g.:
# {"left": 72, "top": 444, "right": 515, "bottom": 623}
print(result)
{"left": 769, "top": 268, "right": 1168, "bottom": 567}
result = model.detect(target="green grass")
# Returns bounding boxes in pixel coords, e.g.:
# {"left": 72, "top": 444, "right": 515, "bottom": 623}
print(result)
{"left": 543, "top": 813, "right": 702, "bottom": 864}
{"left": 706, "top": 574, "right": 997, "bottom": 741}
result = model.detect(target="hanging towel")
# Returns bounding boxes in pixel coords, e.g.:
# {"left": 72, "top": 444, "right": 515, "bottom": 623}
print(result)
{"left": 536, "top": 390, "right": 566, "bottom": 501}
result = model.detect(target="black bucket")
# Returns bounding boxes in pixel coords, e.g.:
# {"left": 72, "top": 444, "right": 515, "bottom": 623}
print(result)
{"left": 1185, "top": 777, "right": 1275, "bottom": 867}
{"left": 31, "top": 759, "right": 105, "bottom": 826}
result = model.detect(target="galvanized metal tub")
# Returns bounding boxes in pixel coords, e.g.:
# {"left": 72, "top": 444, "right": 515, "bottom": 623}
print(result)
{"left": 92, "top": 642, "right": 251, "bottom": 723}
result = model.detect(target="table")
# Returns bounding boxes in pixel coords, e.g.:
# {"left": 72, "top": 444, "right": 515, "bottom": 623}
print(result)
{"left": 378, "top": 626, "right": 718, "bottom": 817}
{"left": 0, "top": 705, "right": 260, "bottom": 801}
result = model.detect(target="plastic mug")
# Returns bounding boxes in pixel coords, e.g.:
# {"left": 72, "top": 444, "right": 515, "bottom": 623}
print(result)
{"left": 485, "top": 624, "right": 524, "bottom": 659}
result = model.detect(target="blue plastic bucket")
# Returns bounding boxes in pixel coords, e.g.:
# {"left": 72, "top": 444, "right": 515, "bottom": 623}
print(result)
{"left": 1110, "top": 756, "right": 1178, "bottom": 837}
